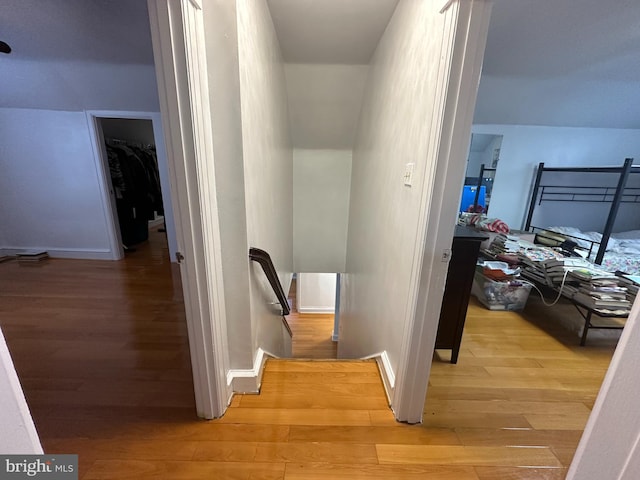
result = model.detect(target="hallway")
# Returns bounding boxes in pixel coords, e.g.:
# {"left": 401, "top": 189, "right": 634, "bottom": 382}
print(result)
{"left": 0, "top": 231, "right": 615, "bottom": 479}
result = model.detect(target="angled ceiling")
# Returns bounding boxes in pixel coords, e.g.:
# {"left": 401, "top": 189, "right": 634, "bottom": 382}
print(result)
{"left": 0, "top": 0, "right": 158, "bottom": 111}
{"left": 474, "top": 0, "right": 640, "bottom": 129}
{"left": 0, "top": 0, "right": 153, "bottom": 64}
{"left": 266, "top": 0, "right": 399, "bottom": 148}
{"left": 1, "top": 0, "right": 639, "bottom": 131}
{"left": 266, "top": 0, "right": 399, "bottom": 64}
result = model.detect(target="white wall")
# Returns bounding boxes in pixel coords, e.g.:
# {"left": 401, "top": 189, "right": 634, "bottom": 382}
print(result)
{"left": 339, "top": 0, "right": 456, "bottom": 374}
{"left": 202, "top": 0, "right": 253, "bottom": 370}
{"left": 0, "top": 327, "right": 43, "bottom": 454}
{"left": 293, "top": 149, "right": 352, "bottom": 273}
{"left": 466, "top": 151, "right": 484, "bottom": 178}
{"left": 473, "top": 124, "right": 640, "bottom": 229}
{"left": 297, "top": 273, "right": 337, "bottom": 313}
{"left": 566, "top": 295, "right": 640, "bottom": 480}
{"left": 237, "top": 0, "right": 294, "bottom": 357}
{"left": 1, "top": 60, "right": 159, "bottom": 112}
{"left": 0, "top": 108, "right": 112, "bottom": 258}
{"left": 284, "top": 64, "right": 369, "bottom": 149}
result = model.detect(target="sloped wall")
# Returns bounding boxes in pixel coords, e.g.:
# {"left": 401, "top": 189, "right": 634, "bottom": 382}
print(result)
{"left": 237, "top": 0, "right": 294, "bottom": 357}
{"left": 0, "top": 108, "right": 112, "bottom": 257}
{"left": 339, "top": 0, "right": 458, "bottom": 371}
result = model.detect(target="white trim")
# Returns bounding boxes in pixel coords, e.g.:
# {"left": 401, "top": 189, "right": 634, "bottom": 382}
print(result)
{"left": 0, "top": 329, "right": 43, "bottom": 454}
{"left": 566, "top": 296, "right": 640, "bottom": 479}
{"left": 297, "top": 306, "right": 335, "bottom": 314}
{"left": 147, "top": 0, "right": 232, "bottom": 418}
{"left": 226, "top": 347, "right": 272, "bottom": 393}
{"left": 333, "top": 273, "right": 341, "bottom": 343}
{"left": 85, "top": 113, "right": 124, "bottom": 261}
{"left": 85, "top": 109, "right": 179, "bottom": 263}
{"left": 149, "top": 215, "right": 165, "bottom": 228}
{"left": 180, "top": 0, "right": 232, "bottom": 415}
{"left": 440, "top": 0, "right": 456, "bottom": 14}
{"left": 363, "top": 351, "right": 395, "bottom": 405}
{"left": 393, "top": 0, "right": 493, "bottom": 423}
{"left": 0, "top": 247, "right": 112, "bottom": 260}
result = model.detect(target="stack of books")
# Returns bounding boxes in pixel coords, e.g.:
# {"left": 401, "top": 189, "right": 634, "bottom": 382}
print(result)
{"left": 488, "top": 234, "right": 522, "bottom": 255}
{"left": 541, "top": 257, "right": 593, "bottom": 286}
{"left": 16, "top": 250, "right": 49, "bottom": 264}
{"left": 618, "top": 275, "right": 640, "bottom": 298}
{"left": 570, "top": 276, "right": 632, "bottom": 314}
{"left": 516, "top": 246, "right": 563, "bottom": 286}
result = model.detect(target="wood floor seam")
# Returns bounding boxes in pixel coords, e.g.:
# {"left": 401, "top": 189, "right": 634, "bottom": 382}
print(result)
{"left": 0, "top": 233, "right": 617, "bottom": 479}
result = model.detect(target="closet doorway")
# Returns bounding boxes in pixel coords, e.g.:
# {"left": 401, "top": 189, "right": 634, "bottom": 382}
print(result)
{"left": 87, "top": 111, "right": 178, "bottom": 262}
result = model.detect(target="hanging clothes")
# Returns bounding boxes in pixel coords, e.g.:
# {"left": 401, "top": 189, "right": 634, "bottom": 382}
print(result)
{"left": 105, "top": 142, "right": 162, "bottom": 246}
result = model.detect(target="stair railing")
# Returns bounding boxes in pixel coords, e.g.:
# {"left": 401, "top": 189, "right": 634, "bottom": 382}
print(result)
{"left": 248, "top": 248, "right": 292, "bottom": 338}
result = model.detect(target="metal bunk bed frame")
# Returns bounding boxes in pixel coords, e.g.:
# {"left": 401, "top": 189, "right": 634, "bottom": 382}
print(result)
{"left": 524, "top": 158, "right": 639, "bottom": 265}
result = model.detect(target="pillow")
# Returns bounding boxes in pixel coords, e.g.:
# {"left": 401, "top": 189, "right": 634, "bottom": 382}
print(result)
{"left": 611, "top": 230, "right": 640, "bottom": 240}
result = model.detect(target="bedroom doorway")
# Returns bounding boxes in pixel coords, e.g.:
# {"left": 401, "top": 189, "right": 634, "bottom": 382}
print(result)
{"left": 460, "top": 133, "right": 503, "bottom": 215}
{"left": 87, "top": 111, "right": 179, "bottom": 262}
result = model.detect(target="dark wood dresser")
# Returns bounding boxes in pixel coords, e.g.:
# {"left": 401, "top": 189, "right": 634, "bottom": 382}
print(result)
{"left": 435, "top": 226, "right": 488, "bottom": 363}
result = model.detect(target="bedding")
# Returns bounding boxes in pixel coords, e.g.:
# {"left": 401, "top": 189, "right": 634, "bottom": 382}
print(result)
{"left": 547, "top": 226, "right": 640, "bottom": 275}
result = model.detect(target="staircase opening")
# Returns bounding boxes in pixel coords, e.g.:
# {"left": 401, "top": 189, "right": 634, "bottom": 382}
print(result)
{"left": 287, "top": 273, "right": 340, "bottom": 359}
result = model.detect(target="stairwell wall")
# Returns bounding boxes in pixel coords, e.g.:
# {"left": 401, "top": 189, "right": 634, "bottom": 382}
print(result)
{"left": 236, "top": 0, "right": 294, "bottom": 358}
{"left": 339, "top": 0, "right": 462, "bottom": 377}
{"left": 202, "top": 0, "right": 253, "bottom": 370}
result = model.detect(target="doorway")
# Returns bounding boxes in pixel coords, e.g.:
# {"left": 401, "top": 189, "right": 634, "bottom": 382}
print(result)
{"left": 86, "top": 111, "right": 178, "bottom": 263}
{"left": 288, "top": 272, "right": 340, "bottom": 359}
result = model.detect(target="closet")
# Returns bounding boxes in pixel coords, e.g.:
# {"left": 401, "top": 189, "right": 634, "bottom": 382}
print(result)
{"left": 99, "top": 118, "right": 164, "bottom": 248}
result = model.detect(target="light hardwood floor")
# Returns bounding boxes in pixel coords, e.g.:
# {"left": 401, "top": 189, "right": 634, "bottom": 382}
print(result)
{"left": 0, "top": 232, "right": 617, "bottom": 479}
{"left": 287, "top": 278, "right": 337, "bottom": 359}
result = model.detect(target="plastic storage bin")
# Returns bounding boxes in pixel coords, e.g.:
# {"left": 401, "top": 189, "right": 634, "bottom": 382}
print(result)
{"left": 471, "top": 270, "right": 532, "bottom": 311}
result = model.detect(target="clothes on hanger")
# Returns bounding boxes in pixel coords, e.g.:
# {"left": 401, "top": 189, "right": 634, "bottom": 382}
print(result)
{"left": 105, "top": 140, "right": 163, "bottom": 246}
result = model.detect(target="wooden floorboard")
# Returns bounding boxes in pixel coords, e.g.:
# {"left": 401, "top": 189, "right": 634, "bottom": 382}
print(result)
{"left": 286, "top": 278, "right": 338, "bottom": 359}
{"left": 0, "top": 231, "right": 617, "bottom": 479}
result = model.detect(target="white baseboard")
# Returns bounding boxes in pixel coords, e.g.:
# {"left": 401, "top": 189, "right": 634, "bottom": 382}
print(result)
{"left": 0, "top": 247, "right": 114, "bottom": 261}
{"left": 363, "top": 351, "right": 395, "bottom": 405}
{"left": 148, "top": 216, "right": 165, "bottom": 228}
{"left": 298, "top": 306, "right": 335, "bottom": 314}
{"left": 226, "top": 347, "right": 274, "bottom": 393}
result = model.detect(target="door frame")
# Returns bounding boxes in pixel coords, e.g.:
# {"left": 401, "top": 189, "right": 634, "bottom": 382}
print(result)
{"left": 392, "top": 0, "right": 494, "bottom": 423}
{"left": 145, "top": 1, "right": 638, "bottom": 468}
{"left": 86, "top": 110, "right": 177, "bottom": 261}
{"left": 147, "top": 0, "right": 232, "bottom": 418}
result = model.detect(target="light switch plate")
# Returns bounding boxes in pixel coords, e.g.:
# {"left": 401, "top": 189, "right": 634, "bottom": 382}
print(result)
{"left": 404, "top": 163, "right": 414, "bottom": 186}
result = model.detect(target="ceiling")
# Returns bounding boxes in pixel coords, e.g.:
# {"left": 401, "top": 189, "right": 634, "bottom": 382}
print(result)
{"left": 266, "top": 0, "right": 399, "bottom": 64}
{"left": 1, "top": 0, "right": 640, "bottom": 131}
{"left": 0, "top": 0, "right": 153, "bottom": 64}
{"left": 474, "top": 0, "right": 640, "bottom": 129}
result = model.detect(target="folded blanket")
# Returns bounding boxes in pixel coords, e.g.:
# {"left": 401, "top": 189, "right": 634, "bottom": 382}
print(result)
{"left": 466, "top": 214, "right": 510, "bottom": 233}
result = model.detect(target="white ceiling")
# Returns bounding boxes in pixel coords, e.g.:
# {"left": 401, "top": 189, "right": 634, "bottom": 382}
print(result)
{"left": 266, "top": 0, "right": 399, "bottom": 64}
{"left": 474, "top": 0, "right": 640, "bottom": 129}
{"left": 0, "top": 0, "right": 153, "bottom": 64}
{"left": 0, "top": 0, "right": 158, "bottom": 111}
{"left": 1, "top": 0, "right": 640, "bottom": 133}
